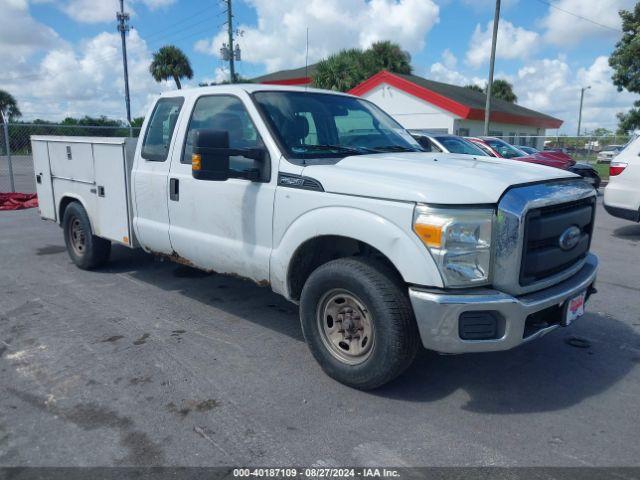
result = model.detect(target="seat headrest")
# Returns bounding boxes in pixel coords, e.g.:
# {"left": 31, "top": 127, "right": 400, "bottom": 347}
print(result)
{"left": 292, "top": 115, "right": 309, "bottom": 141}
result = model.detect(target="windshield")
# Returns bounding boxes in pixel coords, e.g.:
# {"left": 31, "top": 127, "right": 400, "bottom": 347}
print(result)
{"left": 252, "top": 91, "right": 422, "bottom": 160}
{"left": 484, "top": 138, "right": 526, "bottom": 159}
{"left": 434, "top": 136, "right": 488, "bottom": 156}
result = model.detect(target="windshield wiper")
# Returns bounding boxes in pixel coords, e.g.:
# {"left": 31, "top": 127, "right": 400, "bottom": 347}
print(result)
{"left": 367, "top": 145, "right": 422, "bottom": 153}
{"left": 292, "top": 144, "right": 370, "bottom": 155}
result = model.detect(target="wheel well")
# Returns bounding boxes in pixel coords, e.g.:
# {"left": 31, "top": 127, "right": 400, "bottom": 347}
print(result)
{"left": 58, "top": 197, "right": 78, "bottom": 223}
{"left": 287, "top": 235, "right": 404, "bottom": 301}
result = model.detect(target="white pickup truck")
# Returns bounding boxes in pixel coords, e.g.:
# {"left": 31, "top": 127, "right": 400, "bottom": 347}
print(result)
{"left": 32, "top": 84, "right": 598, "bottom": 389}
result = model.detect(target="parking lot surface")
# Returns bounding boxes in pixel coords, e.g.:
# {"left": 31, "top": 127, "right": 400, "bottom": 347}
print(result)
{"left": 0, "top": 195, "right": 639, "bottom": 467}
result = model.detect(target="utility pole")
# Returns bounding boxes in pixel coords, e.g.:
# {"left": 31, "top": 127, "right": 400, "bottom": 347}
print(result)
{"left": 219, "top": 0, "right": 242, "bottom": 83}
{"left": 577, "top": 85, "right": 591, "bottom": 136}
{"left": 483, "top": 0, "right": 501, "bottom": 136}
{"left": 226, "top": 0, "right": 236, "bottom": 83}
{"left": 117, "top": 0, "right": 132, "bottom": 127}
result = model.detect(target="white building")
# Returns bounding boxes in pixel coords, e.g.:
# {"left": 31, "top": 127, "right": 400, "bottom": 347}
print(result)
{"left": 254, "top": 68, "right": 563, "bottom": 150}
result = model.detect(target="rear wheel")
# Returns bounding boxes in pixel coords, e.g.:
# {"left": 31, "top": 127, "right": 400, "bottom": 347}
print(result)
{"left": 62, "top": 202, "right": 110, "bottom": 270}
{"left": 300, "top": 257, "right": 419, "bottom": 390}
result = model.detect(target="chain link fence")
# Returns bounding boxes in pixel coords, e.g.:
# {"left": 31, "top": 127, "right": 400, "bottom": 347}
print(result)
{"left": 1, "top": 123, "right": 140, "bottom": 193}
{"left": 0, "top": 124, "right": 633, "bottom": 193}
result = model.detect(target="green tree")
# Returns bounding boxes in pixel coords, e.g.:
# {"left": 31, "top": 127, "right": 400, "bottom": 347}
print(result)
{"left": 149, "top": 45, "right": 194, "bottom": 90}
{"left": 464, "top": 79, "right": 518, "bottom": 103}
{"left": 363, "top": 41, "right": 412, "bottom": 76}
{"left": 616, "top": 103, "right": 640, "bottom": 134}
{"left": 131, "top": 117, "right": 145, "bottom": 128}
{"left": 313, "top": 41, "right": 412, "bottom": 92}
{"left": 313, "top": 48, "right": 366, "bottom": 92}
{"left": 591, "top": 127, "right": 614, "bottom": 136}
{"left": 609, "top": 4, "right": 640, "bottom": 133}
{"left": 0, "top": 89, "right": 22, "bottom": 121}
{"left": 464, "top": 84, "right": 483, "bottom": 93}
{"left": 491, "top": 79, "right": 518, "bottom": 103}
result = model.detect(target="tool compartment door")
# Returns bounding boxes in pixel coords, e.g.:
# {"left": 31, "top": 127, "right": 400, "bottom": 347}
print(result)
{"left": 48, "top": 141, "right": 95, "bottom": 183}
{"left": 93, "top": 141, "right": 132, "bottom": 246}
{"left": 31, "top": 139, "right": 56, "bottom": 220}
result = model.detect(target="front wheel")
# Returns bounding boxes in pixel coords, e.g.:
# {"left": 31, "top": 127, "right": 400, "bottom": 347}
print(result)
{"left": 300, "top": 257, "right": 419, "bottom": 390}
{"left": 62, "top": 202, "right": 111, "bottom": 270}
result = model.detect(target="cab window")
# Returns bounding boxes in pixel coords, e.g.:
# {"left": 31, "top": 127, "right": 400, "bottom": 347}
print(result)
{"left": 141, "top": 97, "right": 184, "bottom": 162}
{"left": 181, "top": 95, "right": 265, "bottom": 177}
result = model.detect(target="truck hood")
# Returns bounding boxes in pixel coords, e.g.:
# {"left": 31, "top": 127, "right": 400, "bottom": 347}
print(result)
{"left": 302, "top": 152, "right": 577, "bottom": 205}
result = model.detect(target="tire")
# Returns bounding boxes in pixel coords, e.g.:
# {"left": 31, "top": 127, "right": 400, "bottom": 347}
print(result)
{"left": 62, "top": 201, "right": 111, "bottom": 270}
{"left": 300, "top": 257, "right": 419, "bottom": 390}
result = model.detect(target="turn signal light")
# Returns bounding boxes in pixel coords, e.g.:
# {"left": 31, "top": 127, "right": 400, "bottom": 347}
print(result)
{"left": 413, "top": 223, "right": 443, "bottom": 248}
{"left": 610, "top": 161, "right": 627, "bottom": 176}
{"left": 192, "top": 153, "right": 202, "bottom": 171}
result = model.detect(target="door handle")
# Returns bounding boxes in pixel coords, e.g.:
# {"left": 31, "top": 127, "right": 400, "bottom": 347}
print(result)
{"left": 169, "top": 178, "right": 179, "bottom": 201}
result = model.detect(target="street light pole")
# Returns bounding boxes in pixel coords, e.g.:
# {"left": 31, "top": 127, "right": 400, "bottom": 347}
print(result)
{"left": 483, "top": 0, "right": 501, "bottom": 136}
{"left": 577, "top": 85, "right": 591, "bottom": 136}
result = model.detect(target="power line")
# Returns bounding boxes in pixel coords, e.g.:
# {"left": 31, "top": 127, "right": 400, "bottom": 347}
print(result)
{"left": 536, "top": 0, "right": 622, "bottom": 33}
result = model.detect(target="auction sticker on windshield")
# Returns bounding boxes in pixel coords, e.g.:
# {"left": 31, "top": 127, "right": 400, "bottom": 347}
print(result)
{"left": 563, "top": 291, "right": 587, "bottom": 326}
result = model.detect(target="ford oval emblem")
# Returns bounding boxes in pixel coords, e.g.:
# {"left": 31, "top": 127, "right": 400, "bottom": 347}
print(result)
{"left": 559, "top": 226, "right": 581, "bottom": 251}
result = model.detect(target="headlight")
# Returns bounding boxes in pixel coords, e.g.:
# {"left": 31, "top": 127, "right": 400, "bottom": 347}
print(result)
{"left": 413, "top": 205, "right": 494, "bottom": 287}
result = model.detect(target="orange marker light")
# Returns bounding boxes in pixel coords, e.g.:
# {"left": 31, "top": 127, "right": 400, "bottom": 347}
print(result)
{"left": 192, "top": 153, "right": 202, "bottom": 171}
{"left": 414, "top": 223, "right": 443, "bottom": 248}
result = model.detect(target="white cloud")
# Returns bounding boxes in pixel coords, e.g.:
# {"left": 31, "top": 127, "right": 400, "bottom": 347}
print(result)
{"left": 58, "top": 0, "right": 176, "bottom": 24}
{"left": 441, "top": 48, "right": 457, "bottom": 70}
{"left": 513, "top": 55, "right": 636, "bottom": 133}
{"left": 466, "top": 20, "right": 538, "bottom": 67}
{"left": 6, "top": 27, "right": 171, "bottom": 121}
{"left": 459, "top": 0, "right": 519, "bottom": 10}
{"left": 426, "top": 53, "right": 635, "bottom": 134}
{"left": 0, "top": 0, "right": 62, "bottom": 78}
{"left": 195, "top": 0, "right": 439, "bottom": 72}
{"left": 540, "top": 0, "right": 633, "bottom": 46}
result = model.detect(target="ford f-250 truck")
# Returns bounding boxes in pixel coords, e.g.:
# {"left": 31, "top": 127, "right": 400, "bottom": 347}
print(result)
{"left": 31, "top": 84, "right": 598, "bottom": 389}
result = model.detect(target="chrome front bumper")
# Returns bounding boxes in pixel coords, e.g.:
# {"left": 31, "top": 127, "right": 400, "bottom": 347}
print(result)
{"left": 409, "top": 254, "right": 598, "bottom": 354}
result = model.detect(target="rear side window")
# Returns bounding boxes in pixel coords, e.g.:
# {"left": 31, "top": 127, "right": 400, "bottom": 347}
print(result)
{"left": 141, "top": 97, "right": 184, "bottom": 162}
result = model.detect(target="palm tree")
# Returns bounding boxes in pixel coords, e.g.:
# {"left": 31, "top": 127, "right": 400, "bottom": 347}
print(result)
{"left": 363, "top": 41, "right": 412, "bottom": 76}
{"left": 464, "top": 79, "right": 518, "bottom": 103}
{"left": 0, "top": 90, "right": 21, "bottom": 121}
{"left": 313, "top": 49, "right": 367, "bottom": 92}
{"left": 149, "top": 45, "right": 193, "bottom": 90}
{"left": 313, "top": 41, "right": 412, "bottom": 92}
{"left": 464, "top": 84, "right": 484, "bottom": 94}
{"left": 491, "top": 79, "right": 518, "bottom": 103}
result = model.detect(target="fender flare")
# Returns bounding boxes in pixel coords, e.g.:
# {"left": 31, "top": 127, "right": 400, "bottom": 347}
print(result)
{"left": 270, "top": 206, "right": 443, "bottom": 299}
{"left": 57, "top": 193, "right": 96, "bottom": 234}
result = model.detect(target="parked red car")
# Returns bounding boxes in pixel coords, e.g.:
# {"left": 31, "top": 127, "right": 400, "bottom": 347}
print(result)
{"left": 466, "top": 137, "right": 601, "bottom": 188}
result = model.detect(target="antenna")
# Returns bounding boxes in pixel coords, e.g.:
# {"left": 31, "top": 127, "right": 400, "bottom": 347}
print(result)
{"left": 305, "top": 27, "right": 309, "bottom": 91}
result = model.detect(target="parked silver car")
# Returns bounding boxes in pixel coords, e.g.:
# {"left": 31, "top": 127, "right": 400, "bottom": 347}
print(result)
{"left": 597, "top": 145, "right": 623, "bottom": 163}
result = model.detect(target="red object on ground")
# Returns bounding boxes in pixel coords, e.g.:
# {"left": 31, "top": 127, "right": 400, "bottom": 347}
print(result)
{"left": 0, "top": 192, "right": 39, "bottom": 211}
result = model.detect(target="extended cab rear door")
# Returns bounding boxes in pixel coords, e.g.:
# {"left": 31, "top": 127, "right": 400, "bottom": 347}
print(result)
{"left": 165, "top": 91, "right": 277, "bottom": 283}
{"left": 132, "top": 96, "right": 185, "bottom": 255}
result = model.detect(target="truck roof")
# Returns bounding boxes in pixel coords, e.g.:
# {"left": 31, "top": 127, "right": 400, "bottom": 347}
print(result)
{"left": 160, "top": 83, "right": 354, "bottom": 99}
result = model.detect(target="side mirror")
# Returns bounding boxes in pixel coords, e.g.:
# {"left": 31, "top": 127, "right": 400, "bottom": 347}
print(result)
{"left": 191, "top": 128, "right": 268, "bottom": 182}
{"left": 192, "top": 129, "right": 231, "bottom": 181}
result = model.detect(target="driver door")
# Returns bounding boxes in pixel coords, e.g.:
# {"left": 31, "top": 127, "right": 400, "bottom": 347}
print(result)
{"left": 166, "top": 93, "right": 276, "bottom": 283}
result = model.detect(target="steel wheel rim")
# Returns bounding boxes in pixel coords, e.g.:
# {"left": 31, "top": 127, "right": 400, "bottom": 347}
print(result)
{"left": 316, "top": 289, "right": 374, "bottom": 365}
{"left": 68, "top": 216, "right": 86, "bottom": 256}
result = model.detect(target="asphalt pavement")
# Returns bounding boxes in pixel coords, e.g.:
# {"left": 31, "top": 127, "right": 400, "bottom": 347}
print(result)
{"left": 0, "top": 192, "right": 639, "bottom": 467}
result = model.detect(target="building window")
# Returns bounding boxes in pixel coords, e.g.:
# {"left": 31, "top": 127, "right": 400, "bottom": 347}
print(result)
{"left": 489, "top": 131, "right": 503, "bottom": 138}
{"left": 508, "top": 132, "right": 516, "bottom": 144}
{"left": 519, "top": 134, "right": 528, "bottom": 146}
{"left": 457, "top": 128, "right": 470, "bottom": 137}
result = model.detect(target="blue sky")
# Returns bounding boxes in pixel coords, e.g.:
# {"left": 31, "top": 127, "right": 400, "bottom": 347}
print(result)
{"left": 1, "top": 0, "right": 636, "bottom": 134}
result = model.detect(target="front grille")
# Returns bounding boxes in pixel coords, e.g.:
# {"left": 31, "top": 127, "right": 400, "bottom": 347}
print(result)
{"left": 520, "top": 197, "right": 595, "bottom": 286}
